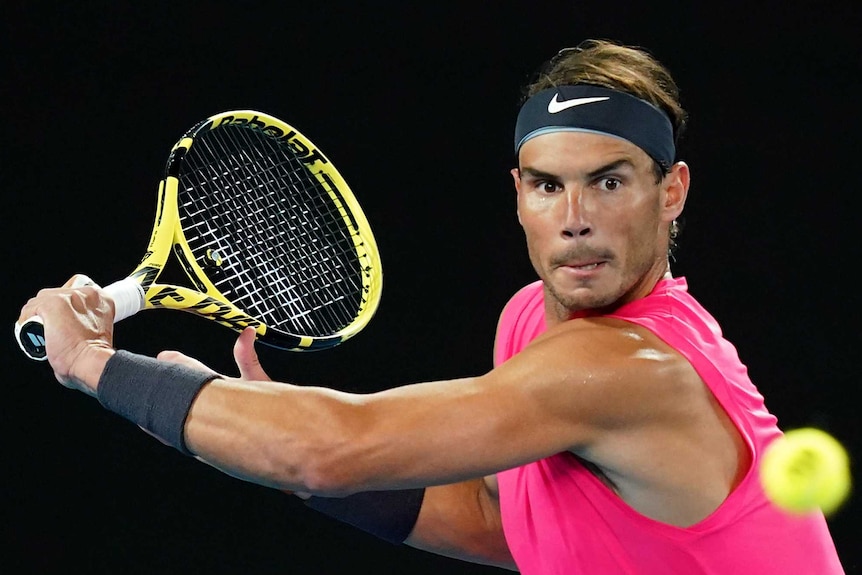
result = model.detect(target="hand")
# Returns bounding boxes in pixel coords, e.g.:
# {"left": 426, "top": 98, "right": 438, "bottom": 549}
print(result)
{"left": 17, "top": 274, "right": 116, "bottom": 394}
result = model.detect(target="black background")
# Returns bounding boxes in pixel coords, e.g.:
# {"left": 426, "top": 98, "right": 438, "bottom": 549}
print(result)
{"left": 4, "top": 1, "right": 860, "bottom": 573}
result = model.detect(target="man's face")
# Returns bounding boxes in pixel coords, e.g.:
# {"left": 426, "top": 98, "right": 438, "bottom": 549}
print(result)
{"left": 512, "top": 131, "right": 686, "bottom": 321}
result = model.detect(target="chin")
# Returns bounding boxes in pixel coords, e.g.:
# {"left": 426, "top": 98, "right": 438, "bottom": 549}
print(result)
{"left": 547, "top": 282, "right": 620, "bottom": 314}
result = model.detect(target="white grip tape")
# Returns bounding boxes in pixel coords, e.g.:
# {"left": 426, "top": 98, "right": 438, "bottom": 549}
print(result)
{"left": 103, "top": 277, "right": 146, "bottom": 323}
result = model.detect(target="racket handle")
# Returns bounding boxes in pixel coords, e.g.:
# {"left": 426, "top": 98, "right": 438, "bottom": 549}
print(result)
{"left": 106, "top": 277, "right": 147, "bottom": 323}
{"left": 14, "top": 276, "right": 145, "bottom": 361}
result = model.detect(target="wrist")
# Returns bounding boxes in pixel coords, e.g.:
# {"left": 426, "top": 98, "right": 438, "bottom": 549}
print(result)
{"left": 70, "top": 345, "right": 116, "bottom": 395}
{"left": 96, "top": 351, "right": 219, "bottom": 455}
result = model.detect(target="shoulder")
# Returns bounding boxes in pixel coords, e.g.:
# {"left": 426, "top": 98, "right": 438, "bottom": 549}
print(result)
{"left": 497, "top": 316, "right": 703, "bottom": 436}
{"left": 531, "top": 315, "right": 674, "bottom": 360}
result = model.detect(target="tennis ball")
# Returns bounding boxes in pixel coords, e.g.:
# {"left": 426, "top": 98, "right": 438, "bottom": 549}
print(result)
{"left": 760, "top": 427, "right": 852, "bottom": 516}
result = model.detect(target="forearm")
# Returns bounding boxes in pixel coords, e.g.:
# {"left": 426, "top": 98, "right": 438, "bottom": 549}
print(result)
{"left": 84, "top": 349, "right": 480, "bottom": 494}
{"left": 183, "top": 374, "right": 512, "bottom": 493}
{"left": 81, "top": 349, "right": 355, "bottom": 491}
{"left": 183, "top": 377, "right": 363, "bottom": 492}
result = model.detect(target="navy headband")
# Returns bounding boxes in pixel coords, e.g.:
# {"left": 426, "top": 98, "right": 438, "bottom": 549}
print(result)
{"left": 514, "top": 85, "right": 675, "bottom": 168}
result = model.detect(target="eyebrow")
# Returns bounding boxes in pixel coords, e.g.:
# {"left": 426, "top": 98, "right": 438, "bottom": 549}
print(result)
{"left": 584, "top": 158, "right": 637, "bottom": 180}
{"left": 519, "top": 158, "right": 637, "bottom": 181}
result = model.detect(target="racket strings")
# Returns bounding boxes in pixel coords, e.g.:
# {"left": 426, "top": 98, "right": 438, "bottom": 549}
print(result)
{"left": 177, "top": 125, "right": 367, "bottom": 337}
{"left": 203, "top": 147, "right": 359, "bottom": 330}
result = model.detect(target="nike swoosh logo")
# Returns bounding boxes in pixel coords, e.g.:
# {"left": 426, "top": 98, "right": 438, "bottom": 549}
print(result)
{"left": 547, "top": 94, "right": 610, "bottom": 114}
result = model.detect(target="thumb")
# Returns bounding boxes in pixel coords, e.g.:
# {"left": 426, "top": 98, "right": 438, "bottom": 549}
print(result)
{"left": 234, "top": 327, "right": 271, "bottom": 381}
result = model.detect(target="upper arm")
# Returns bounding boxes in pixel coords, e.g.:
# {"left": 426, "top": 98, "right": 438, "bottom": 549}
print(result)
{"left": 336, "top": 317, "right": 688, "bottom": 490}
{"left": 405, "top": 476, "right": 517, "bottom": 571}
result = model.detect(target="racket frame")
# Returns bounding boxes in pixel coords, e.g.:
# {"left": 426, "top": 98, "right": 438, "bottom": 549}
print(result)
{"left": 128, "top": 111, "right": 383, "bottom": 350}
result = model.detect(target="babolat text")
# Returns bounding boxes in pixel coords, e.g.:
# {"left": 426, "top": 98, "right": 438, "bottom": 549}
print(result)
{"left": 214, "top": 115, "right": 329, "bottom": 165}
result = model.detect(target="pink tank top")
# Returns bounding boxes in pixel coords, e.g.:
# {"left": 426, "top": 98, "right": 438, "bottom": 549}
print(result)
{"left": 494, "top": 277, "right": 844, "bottom": 574}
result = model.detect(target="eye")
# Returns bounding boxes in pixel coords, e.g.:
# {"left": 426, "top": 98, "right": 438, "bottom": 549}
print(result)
{"left": 536, "top": 180, "right": 561, "bottom": 194}
{"left": 597, "top": 177, "right": 622, "bottom": 191}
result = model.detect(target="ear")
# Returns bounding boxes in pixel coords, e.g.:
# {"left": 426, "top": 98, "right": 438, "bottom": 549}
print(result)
{"left": 511, "top": 167, "right": 523, "bottom": 224}
{"left": 662, "top": 161, "right": 690, "bottom": 222}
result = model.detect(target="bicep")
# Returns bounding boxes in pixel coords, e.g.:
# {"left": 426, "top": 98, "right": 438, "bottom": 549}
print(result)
{"left": 405, "top": 477, "right": 517, "bottom": 571}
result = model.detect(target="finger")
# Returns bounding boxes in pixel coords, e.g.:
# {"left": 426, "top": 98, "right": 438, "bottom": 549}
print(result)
{"left": 17, "top": 295, "right": 42, "bottom": 325}
{"left": 233, "top": 327, "right": 270, "bottom": 381}
{"left": 18, "top": 278, "right": 88, "bottom": 324}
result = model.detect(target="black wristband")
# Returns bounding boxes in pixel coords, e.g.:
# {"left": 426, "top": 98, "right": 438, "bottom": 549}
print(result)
{"left": 305, "top": 488, "right": 426, "bottom": 544}
{"left": 97, "top": 350, "right": 219, "bottom": 455}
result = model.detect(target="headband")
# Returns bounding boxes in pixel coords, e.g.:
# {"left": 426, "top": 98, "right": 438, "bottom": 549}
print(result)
{"left": 514, "top": 85, "right": 675, "bottom": 168}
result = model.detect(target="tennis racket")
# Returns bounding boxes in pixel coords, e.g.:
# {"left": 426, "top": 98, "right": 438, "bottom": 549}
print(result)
{"left": 16, "top": 110, "right": 383, "bottom": 360}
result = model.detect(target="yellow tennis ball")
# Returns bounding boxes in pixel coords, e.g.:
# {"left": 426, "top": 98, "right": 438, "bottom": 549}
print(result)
{"left": 760, "top": 427, "right": 852, "bottom": 516}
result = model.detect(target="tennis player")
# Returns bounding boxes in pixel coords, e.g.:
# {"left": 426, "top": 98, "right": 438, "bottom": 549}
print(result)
{"left": 19, "top": 39, "right": 845, "bottom": 573}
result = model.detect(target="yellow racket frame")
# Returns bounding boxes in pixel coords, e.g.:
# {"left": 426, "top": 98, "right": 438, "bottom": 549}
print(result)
{"left": 127, "top": 110, "right": 383, "bottom": 351}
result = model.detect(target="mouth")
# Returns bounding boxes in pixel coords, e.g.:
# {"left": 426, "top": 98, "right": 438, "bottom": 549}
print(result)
{"left": 565, "top": 261, "right": 603, "bottom": 271}
{"left": 558, "top": 257, "right": 607, "bottom": 269}
{"left": 552, "top": 249, "right": 613, "bottom": 276}
{"left": 554, "top": 258, "right": 610, "bottom": 278}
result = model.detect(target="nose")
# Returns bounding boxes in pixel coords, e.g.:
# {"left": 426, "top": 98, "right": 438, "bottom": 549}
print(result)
{"left": 560, "top": 187, "right": 591, "bottom": 239}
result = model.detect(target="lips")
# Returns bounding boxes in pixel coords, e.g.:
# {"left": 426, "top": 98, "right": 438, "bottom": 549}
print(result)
{"left": 568, "top": 262, "right": 602, "bottom": 270}
{"left": 558, "top": 259, "right": 606, "bottom": 271}
{"left": 552, "top": 249, "right": 612, "bottom": 273}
